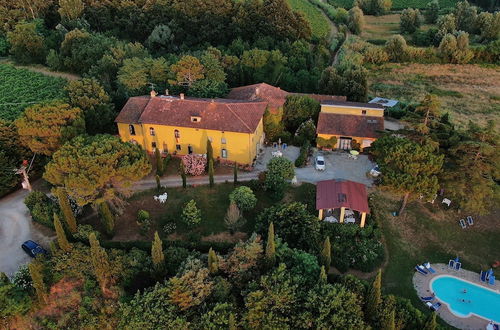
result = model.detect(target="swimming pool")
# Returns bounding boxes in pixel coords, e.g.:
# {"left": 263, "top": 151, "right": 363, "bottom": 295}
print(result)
{"left": 431, "top": 275, "right": 500, "bottom": 322}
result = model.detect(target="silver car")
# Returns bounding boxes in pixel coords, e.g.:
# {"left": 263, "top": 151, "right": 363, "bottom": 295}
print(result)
{"left": 315, "top": 155, "right": 326, "bottom": 171}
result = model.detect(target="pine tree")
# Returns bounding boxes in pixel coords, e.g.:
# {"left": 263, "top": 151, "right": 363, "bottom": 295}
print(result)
{"left": 206, "top": 139, "right": 213, "bottom": 163}
{"left": 155, "top": 148, "right": 163, "bottom": 175}
{"left": 265, "top": 222, "right": 276, "bottom": 266}
{"left": 181, "top": 199, "right": 202, "bottom": 226}
{"left": 319, "top": 265, "right": 327, "bottom": 284}
{"left": 155, "top": 174, "right": 161, "bottom": 191}
{"left": 366, "top": 269, "right": 382, "bottom": 322}
{"left": 151, "top": 231, "right": 165, "bottom": 270}
{"left": 28, "top": 260, "right": 47, "bottom": 304}
{"left": 89, "top": 232, "right": 111, "bottom": 293}
{"left": 55, "top": 187, "right": 77, "bottom": 233}
{"left": 180, "top": 161, "right": 187, "bottom": 188}
{"left": 321, "top": 236, "right": 332, "bottom": 272}
{"left": 208, "top": 158, "right": 214, "bottom": 188}
{"left": 233, "top": 162, "right": 238, "bottom": 184}
{"left": 423, "top": 312, "right": 437, "bottom": 330}
{"left": 98, "top": 201, "right": 115, "bottom": 236}
{"left": 208, "top": 247, "right": 218, "bottom": 273}
{"left": 54, "top": 213, "right": 71, "bottom": 252}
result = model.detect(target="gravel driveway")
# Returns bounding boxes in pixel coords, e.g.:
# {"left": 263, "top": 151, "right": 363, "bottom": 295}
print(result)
{"left": 0, "top": 189, "right": 54, "bottom": 277}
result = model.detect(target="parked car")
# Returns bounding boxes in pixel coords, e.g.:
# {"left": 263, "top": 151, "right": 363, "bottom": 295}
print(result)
{"left": 315, "top": 155, "right": 326, "bottom": 171}
{"left": 21, "top": 240, "right": 47, "bottom": 258}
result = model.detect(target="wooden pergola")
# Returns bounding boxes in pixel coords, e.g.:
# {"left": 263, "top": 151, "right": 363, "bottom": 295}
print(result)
{"left": 316, "top": 179, "right": 370, "bottom": 228}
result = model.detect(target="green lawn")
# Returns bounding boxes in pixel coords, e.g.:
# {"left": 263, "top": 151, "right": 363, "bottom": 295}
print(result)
{"left": 0, "top": 63, "right": 67, "bottom": 121}
{"left": 288, "top": 0, "right": 331, "bottom": 39}
{"left": 373, "top": 192, "right": 500, "bottom": 311}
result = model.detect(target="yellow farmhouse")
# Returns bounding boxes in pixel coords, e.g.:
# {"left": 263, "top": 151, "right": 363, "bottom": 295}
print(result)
{"left": 316, "top": 100, "right": 385, "bottom": 151}
{"left": 115, "top": 92, "right": 267, "bottom": 165}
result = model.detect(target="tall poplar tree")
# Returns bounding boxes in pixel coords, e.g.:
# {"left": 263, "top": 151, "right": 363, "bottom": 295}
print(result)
{"left": 366, "top": 269, "right": 382, "bottom": 322}
{"left": 89, "top": 232, "right": 111, "bottom": 293}
{"left": 54, "top": 213, "right": 71, "bottom": 252}
{"left": 55, "top": 187, "right": 77, "bottom": 233}
{"left": 209, "top": 159, "right": 214, "bottom": 188}
{"left": 155, "top": 148, "right": 164, "bottom": 176}
{"left": 28, "top": 260, "right": 47, "bottom": 304}
{"left": 151, "top": 231, "right": 165, "bottom": 270}
{"left": 206, "top": 139, "right": 214, "bottom": 163}
{"left": 208, "top": 247, "right": 218, "bottom": 273}
{"left": 321, "top": 236, "right": 331, "bottom": 272}
{"left": 99, "top": 201, "right": 115, "bottom": 236}
{"left": 265, "top": 222, "right": 276, "bottom": 266}
{"left": 180, "top": 161, "right": 187, "bottom": 188}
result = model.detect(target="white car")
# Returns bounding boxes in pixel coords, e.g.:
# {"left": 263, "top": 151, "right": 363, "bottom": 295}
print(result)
{"left": 315, "top": 155, "right": 326, "bottom": 171}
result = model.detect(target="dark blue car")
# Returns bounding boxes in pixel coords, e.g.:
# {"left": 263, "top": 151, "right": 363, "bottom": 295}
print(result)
{"left": 21, "top": 240, "right": 47, "bottom": 258}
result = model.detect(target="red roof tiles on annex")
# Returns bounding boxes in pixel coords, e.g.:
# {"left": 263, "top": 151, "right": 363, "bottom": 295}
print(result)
{"left": 316, "top": 179, "right": 370, "bottom": 214}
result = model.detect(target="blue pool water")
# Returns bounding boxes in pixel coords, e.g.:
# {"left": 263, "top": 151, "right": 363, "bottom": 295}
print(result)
{"left": 431, "top": 276, "right": 500, "bottom": 322}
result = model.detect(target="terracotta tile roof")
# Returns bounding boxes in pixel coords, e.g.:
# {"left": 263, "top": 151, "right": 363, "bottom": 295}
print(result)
{"left": 316, "top": 179, "right": 370, "bottom": 213}
{"left": 316, "top": 113, "right": 384, "bottom": 138}
{"left": 227, "top": 83, "right": 346, "bottom": 109}
{"left": 321, "top": 100, "right": 385, "bottom": 110}
{"left": 115, "top": 96, "right": 150, "bottom": 124}
{"left": 116, "top": 96, "right": 267, "bottom": 134}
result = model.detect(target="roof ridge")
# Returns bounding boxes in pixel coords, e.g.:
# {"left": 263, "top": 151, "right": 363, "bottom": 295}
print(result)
{"left": 225, "top": 103, "right": 252, "bottom": 133}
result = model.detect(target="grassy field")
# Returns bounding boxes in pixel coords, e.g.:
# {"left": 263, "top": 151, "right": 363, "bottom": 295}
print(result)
{"left": 362, "top": 14, "right": 401, "bottom": 42}
{"left": 0, "top": 63, "right": 67, "bottom": 121}
{"left": 368, "top": 63, "right": 500, "bottom": 130}
{"left": 373, "top": 192, "right": 500, "bottom": 309}
{"left": 288, "top": 0, "right": 331, "bottom": 38}
{"left": 327, "top": 0, "right": 458, "bottom": 9}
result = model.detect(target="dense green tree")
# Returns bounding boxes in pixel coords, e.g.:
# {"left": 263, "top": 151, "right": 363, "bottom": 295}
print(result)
{"left": 400, "top": 8, "right": 423, "bottom": 34}
{"left": 414, "top": 94, "right": 441, "bottom": 133}
{"left": 146, "top": 24, "right": 175, "bottom": 54}
{"left": 385, "top": 35, "right": 408, "bottom": 62}
{"left": 423, "top": 312, "right": 437, "bottom": 330}
{"left": 354, "top": 0, "right": 391, "bottom": 15}
{"left": 15, "top": 102, "right": 85, "bottom": 156}
{"left": 118, "top": 57, "right": 169, "bottom": 94}
{"left": 208, "top": 247, "right": 219, "bottom": 274}
{"left": 44, "top": 134, "right": 151, "bottom": 207}
{"left": 54, "top": 187, "right": 77, "bottom": 233}
{"left": 319, "top": 64, "right": 368, "bottom": 102}
{"left": 257, "top": 202, "right": 320, "bottom": 252}
{"left": 53, "top": 213, "right": 71, "bottom": 252}
{"left": 28, "top": 260, "right": 47, "bottom": 304}
{"left": 169, "top": 55, "right": 205, "bottom": 87}
{"left": 189, "top": 79, "right": 229, "bottom": 98}
{"left": 321, "top": 236, "right": 332, "bottom": 273}
{"left": 424, "top": 0, "right": 440, "bottom": 24}
{"left": 366, "top": 269, "right": 382, "bottom": 322}
{"left": 453, "top": 0, "right": 478, "bottom": 33}
{"left": 348, "top": 6, "right": 365, "bottom": 35}
{"left": 476, "top": 12, "right": 500, "bottom": 41}
{"left": 436, "top": 14, "right": 457, "bottom": 41}
{"left": 181, "top": 199, "right": 202, "bottom": 226}
{"left": 264, "top": 157, "right": 295, "bottom": 199}
{"left": 151, "top": 231, "right": 165, "bottom": 270}
{"left": 65, "top": 78, "right": 115, "bottom": 134}
{"left": 229, "top": 186, "right": 257, "bottom": 211}
{"left": 371, "top": 135, "right": 443, "bottom": 214}
{"left": 283, "top": 95, "right": 321, "bottom": 133}
{"left": 7, "top": 21, "right": 45, "bottom": 64}
{"left": 265, "top": 222, "right": 276, "bottom": 266}
{"left": 167, "top": 266, "right": 213, "bottom": 311}
{"left": 58, "top": 0, "right": 84, "bottom": 20}
{"left": 89, "top": 232, "right": 112, "bottom": 293}
{"left": 438, "top": 32, "right": 474, "bottom": 63}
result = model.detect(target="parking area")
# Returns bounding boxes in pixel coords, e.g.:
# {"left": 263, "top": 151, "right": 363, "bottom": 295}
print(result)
{"left": 255, "top": 146, "right": 375, "bottom": 186}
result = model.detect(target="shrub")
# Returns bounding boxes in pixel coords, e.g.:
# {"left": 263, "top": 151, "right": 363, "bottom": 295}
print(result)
{"left": 385, "top": 35, "right": 407, "bottom": 62}
{"left": 24, "top": 191, "right": 58, "bottom": 229}
{"left": 163, "top": 222, "right": 177, "bottom": 235}
{"left": 224, "top": 202, "right": 246, "bottom": 233}
{"left": 137, "top": 209, "right": 151, "bottom": 235}
{"left": 400, "top": 8, "right": 423, "bottom": 34}
{"left": 316, "top": 136, "right": 338, "bottom": 149}
{"left": 295, "top": 141, "right": 311, "bottom": 167}
{"left": 294, "top": 119, "right": 316, "bottom": 145}
{"left": 181, "top": 200, "right": 202, "bottom": 226}
{"left": 264, "top": 157, "right": 295, "bottom": 200}
{"left": 362, "top": 46, "right": 389, "bottom": 64}
{"left": 73, "top": 224, "right": 100, "bottom": 243}
{"left": 182, "top": 154, "right": 207, "bottom": 176}
{"left": 229, "top": 186, "right": 257, "bottom": 211}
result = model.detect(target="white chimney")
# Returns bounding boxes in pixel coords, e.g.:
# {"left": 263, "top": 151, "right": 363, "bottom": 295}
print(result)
{"left": 180, "top": 93, "right": 185, "bottom": 100}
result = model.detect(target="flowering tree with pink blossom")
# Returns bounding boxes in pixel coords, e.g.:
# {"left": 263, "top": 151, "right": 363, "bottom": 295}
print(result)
{"left": 182, "top": 154, "right": 207, "bottom": 176}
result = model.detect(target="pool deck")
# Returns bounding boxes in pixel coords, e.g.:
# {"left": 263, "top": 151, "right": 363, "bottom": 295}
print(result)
{"left": 413, "top": 263, "right": 500, "bottom": 330}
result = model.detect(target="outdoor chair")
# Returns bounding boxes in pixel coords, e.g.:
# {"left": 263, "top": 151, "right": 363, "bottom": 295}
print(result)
{"left": 467, "top": 216, "right": 474, "bottom": 226}
{"left": 442, "top": 198, "right": 451, "bottom": 207}
{"left": 415, "top": 266, "right": 428, "bottom": 275}
{"left": 459, "top": 219, "right": 467, "bottom": 229}
{"left": 420, "top": 296, "right": 434, "bottom": 301}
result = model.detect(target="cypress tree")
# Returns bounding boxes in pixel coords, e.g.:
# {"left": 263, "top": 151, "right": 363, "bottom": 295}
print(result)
{"left": 208, "top": 247, "right": 218, "bottom": 273}
{"left": 155, "top": 174, "right": 161, "bottom": 191}
{"left": 55, "top": 187, "right": 77, "bottom": 233}
{"left": 28, "top": 260, "right": 47, "bottom": 304}
{"left": 180, "top": 162, "right": 187, "bottom": 188}
{"left": 265, "top": 222, "right": 276, "bottom": 266}
{"left": 89, "top": 232, "right": 111, "bottom": 293}
{"left": 228, "top": 313, "right": 237, "bottom": 330}
{"left": 54, "top": 213, "right": 71, "bottom": 252}
{"left": 206, "top": 139, "right": 213, "bottom": 163}
{"left": 155, "top": 148, "right": 163, "bottom": 175}
{"left": 319, "top": 265, "right": 327, "bottom": 284}
{"left": 151, "top": 231, "right": 165, "bottom": 269}
{"left": 382, "top": 310, "right": 396, "bottom": 330}
{"left": 233, "top": 162, "right": 238, "bottom": 184}
{"left": 321, "top": 236, "right": 331, "bottom": 272}
{"left": 208, "top": 158, "right": 214, "bottom": 188}
{"left": 366, "top": 269, "right": 382, "bottom": 322}
{"left": 98, "top": 201, "right": 114, "bottom": 236}
{"left": 423, "top": 312, "right": 437, "bottom": 330}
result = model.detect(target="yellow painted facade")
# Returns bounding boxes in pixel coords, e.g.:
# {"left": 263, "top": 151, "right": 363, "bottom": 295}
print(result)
{"left": 320, "top": 104, "right": 384, "bottom": 117}
{"left": 317, "top": 133, "right": 376, "bottom": 152}
{"left": 118, "top": 119, "right": 264, "bottom": 165}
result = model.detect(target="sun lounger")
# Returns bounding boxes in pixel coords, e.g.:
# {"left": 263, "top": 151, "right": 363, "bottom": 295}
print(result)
{"left": 415, "top": 266, "right": 428, "bottom": 275}
{"left": 459, "top": 219, "right": 467, "bottom": 229}
{"left": 421, "top": 296, "right": 434, "bottom": 301}
{"left": 481, "top": 271, "right": 487, "bottom": 282}
{"left": 431, "top": 302, "right": 442, "bottom": 311}
{"left": 467, "top": 216, "right": 474, "bottom": 225}
{"left": 448, "top": 260, "right": 455, "bottom": 268}
{"left": 493, "top": 324, "right": 499, "bottom": 330}
{"left": 489, "top": 275, "right": 495, "bottom": 285}
{"left": 424, "top": 262, "right": 436, "bottom": 274}
{"left": 455, "top": 262, "right": 461, "bottom": 271}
